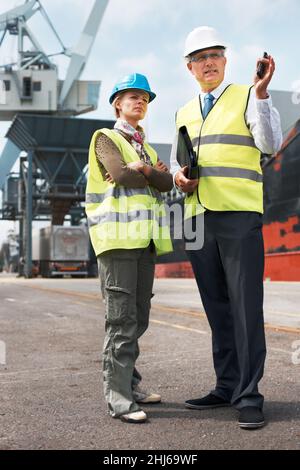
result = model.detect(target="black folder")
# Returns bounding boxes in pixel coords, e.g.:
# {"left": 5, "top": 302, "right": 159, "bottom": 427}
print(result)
{"left": 176, "top": 126, "right": 199, "bottom": 179}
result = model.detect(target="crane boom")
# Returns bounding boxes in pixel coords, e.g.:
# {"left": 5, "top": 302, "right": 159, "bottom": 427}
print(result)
{"left": 0, "top": 0, "right": 37, "bottom": 32}
{"left": 58, "top": 0, "right": 109, "bottom": 107}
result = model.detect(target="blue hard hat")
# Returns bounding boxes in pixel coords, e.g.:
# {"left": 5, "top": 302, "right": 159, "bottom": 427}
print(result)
{"left": 109, "top": 73, "right": 156, "bottom": 104}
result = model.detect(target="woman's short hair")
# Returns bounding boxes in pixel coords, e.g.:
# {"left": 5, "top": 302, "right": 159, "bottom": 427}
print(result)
{"left": 112, "top": 91, "right": 127, "bottom": 118}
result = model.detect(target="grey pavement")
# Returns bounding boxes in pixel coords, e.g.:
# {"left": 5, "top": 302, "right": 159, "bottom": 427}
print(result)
{"left": 0, "top": 274, "right": 299, "bottom": 450}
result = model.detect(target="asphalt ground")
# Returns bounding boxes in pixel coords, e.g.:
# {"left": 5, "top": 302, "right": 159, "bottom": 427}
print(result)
{"left": 0, "top": 275, "right": 299, "bottom": 450}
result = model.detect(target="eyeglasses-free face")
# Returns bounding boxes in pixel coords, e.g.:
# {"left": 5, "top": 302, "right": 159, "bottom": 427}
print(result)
{"left": 115, "top": 90, "right": 149, "bottom": 127}
{"left": 190, "top": 51, "right": 225, "bottom": 63}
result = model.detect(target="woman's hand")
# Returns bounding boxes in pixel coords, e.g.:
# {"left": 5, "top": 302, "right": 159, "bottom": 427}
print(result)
{"left": 127, "top": 160, "right": 152, "bottom": 178}
{"left": 155, "top": 160, "right": 169, "bottom": 173}
{"left": 127, "top": 161, "right": 145, "bottom": 173}
{"left": 105, "top": 172, "right": 114, "bottom": 183}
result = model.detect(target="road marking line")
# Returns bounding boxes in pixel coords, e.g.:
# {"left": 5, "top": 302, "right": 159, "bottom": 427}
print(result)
{"left": 0, "top": 369, "right": 99, "bottom": 385}
{"left": 150, "top": 319, "right": 208, "bottom": 335}
{"left": 267, "top": 311, "right": 300, "bottom": 319}
{"left": 17, "top": 284, "right": 101, "bottom": 300}
{"left": 152, "top": 305, "right": 205, "bottom": 318}
{"left": 0, "top": 366, "right": 70, "bottom": 377}
{"left": 11, "top": 283, "right": 300, "bottom": 334}
{"left": 44, "top": 312, "right": 56, "bottom": 318}
{"left": 264, "top": 323, "right": 300, "bottom": 334}
{"left": 268, "top": 347, "right": 291, "bottom": 355}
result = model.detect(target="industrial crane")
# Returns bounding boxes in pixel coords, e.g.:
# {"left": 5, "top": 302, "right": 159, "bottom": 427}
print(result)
{"left": 0, "top": 0, "right": 109, "bottom": 186}
{"left": 0, "top": 0, "right": 110, "bottom": 277}
{"left": 0, "top": 0, "right": 109, "bottom": 118}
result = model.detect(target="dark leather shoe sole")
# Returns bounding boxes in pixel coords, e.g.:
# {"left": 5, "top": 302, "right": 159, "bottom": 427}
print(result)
{"left": 185, "top": 402, "right": 231, "bottom": 410}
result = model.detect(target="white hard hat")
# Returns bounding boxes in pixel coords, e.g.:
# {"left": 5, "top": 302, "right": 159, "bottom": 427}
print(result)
{"left": 184, "top": 26, "right": 226, "bottom": 57}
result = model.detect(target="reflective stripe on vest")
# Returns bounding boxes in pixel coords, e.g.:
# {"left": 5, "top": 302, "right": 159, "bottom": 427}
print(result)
{"left": 176, "top": 84, "right": 263, "bottom": 214}
{"left": 86, "top": 187, "right": 150, "bottom": 204}
{"left": 88, "top": 209, "right": 168, "bottom": 228}
{"left": 200, "top": 166, "right": 263, "bottom": 183}
{"left": 192, "top": 134, "right": 256, "bottom": 148}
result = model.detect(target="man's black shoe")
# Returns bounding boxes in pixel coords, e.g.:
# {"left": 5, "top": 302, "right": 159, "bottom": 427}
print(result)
{"left": 238, "top": 407, "right": 265, "bottom": 429}
{"left": 185, "top": 393, "right": 231, "bottom": 410}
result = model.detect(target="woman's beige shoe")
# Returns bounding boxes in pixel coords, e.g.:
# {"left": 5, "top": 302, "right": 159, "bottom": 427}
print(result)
{"left": 133, "top": 386, "right": 161, "bottom": 404}
{"left": 120, "top": 410, "right": 147, "bottom": 423}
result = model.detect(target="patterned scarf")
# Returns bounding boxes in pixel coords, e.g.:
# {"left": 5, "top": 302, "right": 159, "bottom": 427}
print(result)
{"left": 114, "top": 119, "right": 153, "bottom": 166}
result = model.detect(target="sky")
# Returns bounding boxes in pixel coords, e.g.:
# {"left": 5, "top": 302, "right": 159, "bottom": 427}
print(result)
{"left": 0, "top": 0, "right": 300, "bottom": 242}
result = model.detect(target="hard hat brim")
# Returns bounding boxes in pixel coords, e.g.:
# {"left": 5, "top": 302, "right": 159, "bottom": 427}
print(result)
{"left": 109, "top": 88, "right": 156, "bottom": 105}
{"left": 184, "top": 44, "right": 226, "bottom": 58}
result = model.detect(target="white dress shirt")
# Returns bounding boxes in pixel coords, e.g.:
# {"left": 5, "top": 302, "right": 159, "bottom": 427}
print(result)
{"left": 170, "top": 82, "right": 283, "bottom": 179}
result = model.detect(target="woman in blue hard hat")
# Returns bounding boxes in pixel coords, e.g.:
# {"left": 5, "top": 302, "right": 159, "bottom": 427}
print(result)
{"left": 86, "top": 73, "right": 173, "bottom": 423}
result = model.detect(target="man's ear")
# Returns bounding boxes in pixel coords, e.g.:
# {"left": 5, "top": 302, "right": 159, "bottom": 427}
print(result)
{"left": 187, "top": 62, "right": 192, "bottom": 72}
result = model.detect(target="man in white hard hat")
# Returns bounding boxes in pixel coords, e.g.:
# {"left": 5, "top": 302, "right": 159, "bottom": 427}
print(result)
{"left": 170, "top": 26, "right": 282, "bottom": 429}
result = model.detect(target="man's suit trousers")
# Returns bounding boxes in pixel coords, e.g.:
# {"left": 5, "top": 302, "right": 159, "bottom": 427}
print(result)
{"left": 186, "top": 210, "right": 266, "bottom": 410}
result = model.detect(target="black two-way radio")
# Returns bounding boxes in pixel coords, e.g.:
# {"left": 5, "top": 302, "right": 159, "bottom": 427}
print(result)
{"left": 257, "top": 52, "right": 269, "bottom": 79}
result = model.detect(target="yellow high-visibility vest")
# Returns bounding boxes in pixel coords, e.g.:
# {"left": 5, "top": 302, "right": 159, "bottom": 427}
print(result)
{"left": 176, "top": 84, "right": 263, "bottom": 216}
{"left": 85, "top": 128, "right": 173, "bottom": 256}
